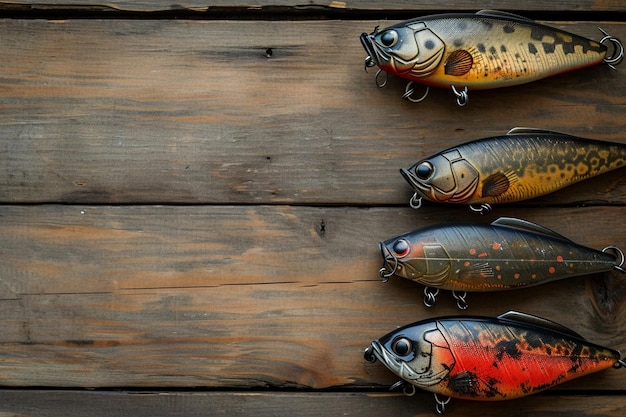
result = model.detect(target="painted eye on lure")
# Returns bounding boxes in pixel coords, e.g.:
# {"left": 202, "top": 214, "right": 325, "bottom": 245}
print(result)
{"left": 415, "top": 162, "right": 434, "bottom": 180}
{"left": 360, "top": 10, "right": 624, "bottom": 106}
{"left": 380, "top": 30, "right": 399, "bottom": 47}
{"left": 391, "top": 337, "right": 413, "bottom": 356}
{"left": 392, "top": 239, "right": 410, "bottom": 258}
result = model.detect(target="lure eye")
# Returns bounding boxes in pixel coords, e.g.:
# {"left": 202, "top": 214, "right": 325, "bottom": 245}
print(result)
{"left": 392, "top": 239, "right": 410, "bottom": 258}
{"left": 391, "top": 337, "right": 413, "bottom": 356}
{"left": 415, "top": 162, "right": 434, "bottom": 180}
{"left": 380, "top": 30, "right": 399, "bottom": 47}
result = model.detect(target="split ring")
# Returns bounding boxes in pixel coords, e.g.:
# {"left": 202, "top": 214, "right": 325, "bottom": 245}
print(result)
{"left": 403, "top": 81, "right": 430, "bottom": 103}
{"left": 599, "top": 30, "right": 624, "bottom": 69}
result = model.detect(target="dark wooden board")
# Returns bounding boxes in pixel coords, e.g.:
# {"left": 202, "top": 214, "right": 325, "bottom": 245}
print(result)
{"left": 1, "top": 1, "right": 625, "bottom": 12}
{"left": 0, "top": 390, "right": 625, "bottom": 417}
{"left": 0, "top": 19, "right": 624, "bottom": 205}
{"left": 1, "top": 205, "right": 624, "bottom": 389}
{"left": 1, "top": 5, "right": 625, "bottom": 416}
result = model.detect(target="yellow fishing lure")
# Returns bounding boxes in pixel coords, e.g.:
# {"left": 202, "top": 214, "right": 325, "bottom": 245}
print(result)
{"left": 360, "top": 10, "right": 623, "bottom": 105}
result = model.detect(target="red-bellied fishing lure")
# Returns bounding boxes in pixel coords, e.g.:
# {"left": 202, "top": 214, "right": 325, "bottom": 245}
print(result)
{"left": 379, "top": 217, "right": 625, "bottom": 309}
{"left": 364, "top": 311, "right": 626, "bottom": 414}
{"left": 400, "top": 128, "right": 626, "bottom": 214}
{"left": 360, "top": 10, "right": 624, "bottom": 106}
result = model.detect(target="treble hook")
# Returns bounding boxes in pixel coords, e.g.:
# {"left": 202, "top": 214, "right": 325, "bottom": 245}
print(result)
{"left": 602, "top": 246, "right": 626, "bottom": 274}
{"left": 469, "top": 203, "right": 492, "bottom": 215}
{"left": 389, "top": 380, "right": 416, "bottom": 396}
{"left": 452, "top": 291, "right": 469, "bottom": 310}
{"left": 403, "top": 384, "right": 416, "bottom": 397}
{"left": 402, "top": 81, "right": 430, "bottom": 103}
{"left": 599, "top": 28, "right": 624, "bottom": 70}
{"left": 364, "top": 55, "right": 377, "bottom": 72}
{"left": 379, "top": 250, "right": 399, "bottom": 282}
{"left": 423, "top": 287, "right": 439, "bottom": 308}
{"left": 409, "top": 193, "right": 423, "bottom": 209}
{"left": 375, "top": 69, "right": 388, "bottom": 88}
{"left": 434, "top": 393, "right": 451, "bottom": 415}
{"left": 389, "top": 380, "right": 404, "bottom": 391}
{"left": 451, "top": 85, "right": 469, "bottom": 107}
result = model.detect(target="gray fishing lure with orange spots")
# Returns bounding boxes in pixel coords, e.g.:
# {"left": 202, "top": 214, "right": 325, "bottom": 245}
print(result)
{"left": 379, "top": 217, "right": 625, "bottom": 309}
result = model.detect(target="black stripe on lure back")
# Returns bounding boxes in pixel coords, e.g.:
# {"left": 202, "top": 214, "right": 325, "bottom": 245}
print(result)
{"left": 400, "top": 128, "right": 626, "bottom": 215}
{"left": 360, "top": 10, "right": 624, "bottom": 106}
{"left": 378, "top": 217, "right": 625, "bottom": 309}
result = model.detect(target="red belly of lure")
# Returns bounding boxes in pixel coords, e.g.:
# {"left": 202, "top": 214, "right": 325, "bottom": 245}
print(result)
{"left": 364, "top": 311, "right": 626, "bottom": 413}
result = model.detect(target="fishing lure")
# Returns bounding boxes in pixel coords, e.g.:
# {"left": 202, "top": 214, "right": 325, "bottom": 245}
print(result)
{"left": 379, "top": 217, "right": 625, "bottom": 309}
{"left": 360, "top": 10, "right": 624, "bottom": 106}
{"left": 364, "top": 311, "right": 626, "bottom": 414}
{"left": 401, "top": 127, "right": 626, "bottom": 214}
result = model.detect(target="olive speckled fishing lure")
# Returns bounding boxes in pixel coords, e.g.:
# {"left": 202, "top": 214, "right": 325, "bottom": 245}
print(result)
{"left": 379, "top": 217, "right": 625, "bottom": 309}
{"left": 360, "top": 10, "right": 624, "bottom": 106}
{"left": 400, "top": 128, "right": 626, "bottom": 214}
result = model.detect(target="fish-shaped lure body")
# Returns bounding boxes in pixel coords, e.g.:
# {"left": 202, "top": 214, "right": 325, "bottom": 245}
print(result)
{"left": 400, "top": 128, "right": 626, "bottom": 214}
{"left": 379, "top": 217, "right": 624, "bottom": 308}
{"left": 364, "top": 311, "right": 625, "bottom": 413}
{"left": 360, "top": 10, "right": 623, "bottom": 105}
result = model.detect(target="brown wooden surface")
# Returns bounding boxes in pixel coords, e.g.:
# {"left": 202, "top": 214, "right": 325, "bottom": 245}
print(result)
{"left": 1, "top": 204, "right": 626, "bottom": 390}
{"left": 0, "top": 4, "right": 625, "bottom": 416}
{"left": 0, "top": 19, "right": 624, "bottom": 205}
{"left": 0, "top": 391, "right": 625, "bottom": 417}
{"left": 1, "top": 1, "right": 626, "bottom": 12}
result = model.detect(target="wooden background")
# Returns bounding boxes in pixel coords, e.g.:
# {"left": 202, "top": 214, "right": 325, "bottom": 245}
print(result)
{"left": 0, "top": 1, "right": 625, "bottom": 415}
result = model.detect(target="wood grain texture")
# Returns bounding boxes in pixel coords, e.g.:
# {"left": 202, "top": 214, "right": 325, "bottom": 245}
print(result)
{"left": 0, "top": 205, "right": 624, "bottom": 389}
{"left": 0, "top": 19, "right": 624, "bottom": 205}
{"left": 1, "top": 1, "right": 625, "bottom": 12}
{"left": 0, "top": 5, "right": 625, "bottom": 415}
{"left": 0, "top": 390, "right": 625, "bottom": 417}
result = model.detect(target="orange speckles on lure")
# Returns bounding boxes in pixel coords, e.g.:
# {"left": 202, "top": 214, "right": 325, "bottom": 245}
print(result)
{"left": 360, "top": 10, "right": 623, "bottom": 105}
{"left": 364, "top": 311, "right": 624, "bottom": 412}
{"left": 401, "top": 128, "right": 626, "bottom": 214}
{"left": 379, "top": 217, "right": 624, "bottom": 308}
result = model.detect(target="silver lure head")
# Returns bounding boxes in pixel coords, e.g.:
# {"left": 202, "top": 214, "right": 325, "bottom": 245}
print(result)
{"left": 360, "top": 21, "right": 445, "bottom": 78}
{"left": 364, "top": 320, "right": 455, "bottom": 389}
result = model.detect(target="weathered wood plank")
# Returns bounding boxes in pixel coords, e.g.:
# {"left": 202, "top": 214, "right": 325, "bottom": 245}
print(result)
{"left": 0, "top": 205, "right": 624, "bottom": 389}
{"left": 0, "top": 19, "right": 624, "bottom": 205}
{"left": 0, "top": 390, "right": 624, "bottom": 417}
{"left": 1, "top": 1, "right": 624, "bottom": 13}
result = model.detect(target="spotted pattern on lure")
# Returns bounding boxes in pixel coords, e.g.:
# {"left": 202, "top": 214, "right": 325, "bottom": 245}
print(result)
{"left": 400, "top": 128, "right": 626, "bottom": 214}
{"left": 379, "top": 217, "right": 625, "bottom": 309}
{"left": 364, "top": 311, "right": 626, "bottom": 413}
{"left": 360, "top": 10, "right": 623, "bottom": 105}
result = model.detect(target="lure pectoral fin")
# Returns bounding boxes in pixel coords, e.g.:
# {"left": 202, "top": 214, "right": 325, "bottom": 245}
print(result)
{"left": 366, "top": 311, "right": 624, "bottom": 412}
{"left": 481, "top": 172, "right": 513, "bottom": 197}
{"left": 360, "top": 10, "right": 623, "bottom": 105}
{"left": 444, "top": 50, "right": 474, "bottom": 76}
